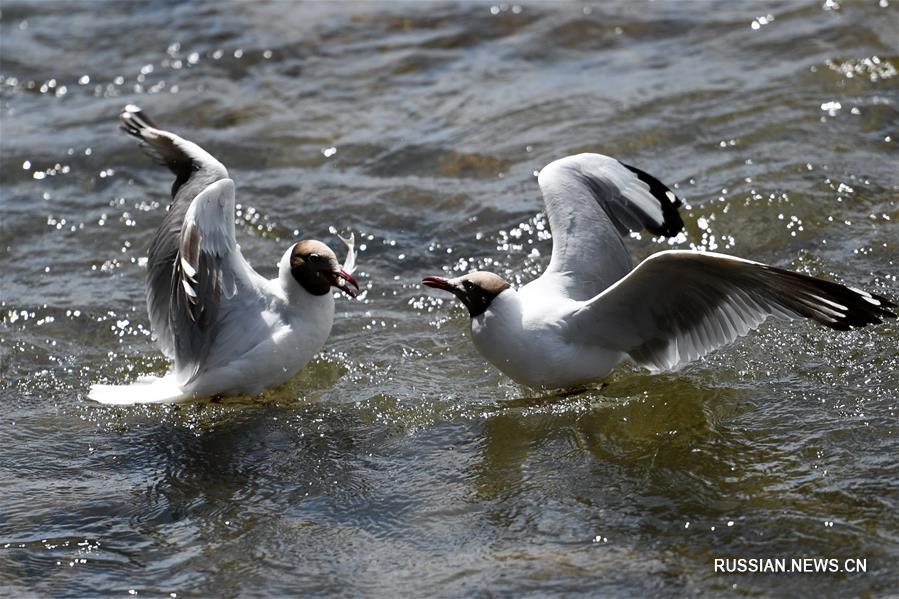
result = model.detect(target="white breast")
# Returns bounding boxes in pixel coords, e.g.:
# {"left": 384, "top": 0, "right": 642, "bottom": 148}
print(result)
{"left": 470, "top": 290, "right": 623, "bottom": 389}
{"left": 185, "top": 289, "right": 335, "bottom": 397}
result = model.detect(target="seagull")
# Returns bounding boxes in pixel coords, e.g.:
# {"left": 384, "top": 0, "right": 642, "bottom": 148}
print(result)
{"left": 422, "top": 153, "right": 896, "bottom": 389}
{"left": 88, "top": 105, "right": 359, "bottom": 405}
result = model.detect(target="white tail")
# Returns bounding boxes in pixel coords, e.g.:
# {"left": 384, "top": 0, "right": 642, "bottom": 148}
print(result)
{"left": 88, "top": 374, "right": 188, "bottom": 405}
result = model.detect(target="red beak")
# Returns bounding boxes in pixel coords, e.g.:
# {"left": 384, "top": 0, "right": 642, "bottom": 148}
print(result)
{"left": 328, "top": 270, "right": 360, "bottom": 298}
{"left": 421, "top": 275, "right": 454, "bottom": 292}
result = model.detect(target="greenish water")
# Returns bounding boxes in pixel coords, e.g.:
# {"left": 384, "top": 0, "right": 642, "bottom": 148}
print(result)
{"left": 1, "top": 1, "right": 898, "bottom": 596}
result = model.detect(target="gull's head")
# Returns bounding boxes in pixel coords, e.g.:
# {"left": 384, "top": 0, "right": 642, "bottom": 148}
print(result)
{"left": 421, "top": 271, "right": 510, "bottom": 317}
{"left": 287, "top": 240, "right": 359, "bottom": 298}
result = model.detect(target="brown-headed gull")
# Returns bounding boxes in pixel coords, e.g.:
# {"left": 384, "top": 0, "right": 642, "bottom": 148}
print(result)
{"left": 89, "top": 105, "right": 359, "bottom": 404}
{"left": 422, "top": 153, "right": 896, "bottom": 389}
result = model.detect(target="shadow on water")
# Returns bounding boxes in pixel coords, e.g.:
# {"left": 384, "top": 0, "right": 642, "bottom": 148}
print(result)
{"left": 473, "top": 373, "right": 741, "bottom": 502}
{"left": 456, "top": 365, "right": 899, "bottom": 592}
{"left": 114, "top": 400, "right": 379, "bottom": 518}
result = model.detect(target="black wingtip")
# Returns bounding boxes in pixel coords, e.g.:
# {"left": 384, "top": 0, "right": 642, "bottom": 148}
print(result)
{"left": 858, "top": 289, "right": 897, "bottom": 323}
{"left": 117, "top": 105, "right": 196, "bottom": 198}
{"left": 123, "top": 104, "right": 159, "bottom": 127}
{"left": 766, "top": 266, "right": 898, "bottom": 331}
{"left": 827, "top": 286, "right": 896, "bottom": 329}
{"left": 119, "top": 104, "right": 160, "bottom": 136}
{"left": 620, "top": 162, "right": 685, "bottom": 237}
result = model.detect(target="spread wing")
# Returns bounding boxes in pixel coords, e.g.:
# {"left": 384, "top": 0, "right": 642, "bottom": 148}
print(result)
{"left": 568, "top": 250, "right": 896, "bottom": 372}
{"left": 534, "top": 153, "right": 684, "bottom": 300}
{"left": 121, "top": 105, "right": 263, "bottom": 383}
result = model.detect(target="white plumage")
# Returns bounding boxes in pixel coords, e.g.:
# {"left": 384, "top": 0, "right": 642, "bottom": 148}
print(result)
{"left": 424, "top": 153, "right": 896, "bottom": 389}
{"left": 89, "top": 106, "right": 358, "bottom": 405}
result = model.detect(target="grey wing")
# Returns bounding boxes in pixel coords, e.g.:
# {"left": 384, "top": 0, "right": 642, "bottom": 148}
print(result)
{"left": 568, "top": 250, "right": 896, "bottom": 372}
{"left": 170, "top": 178, "right": 255, "bottom": 382}
{"left": 535, "top": 153, "right": 684, "bottom": 300}
{"left": 121, "top": 106, "right": 261, "bottom": 381}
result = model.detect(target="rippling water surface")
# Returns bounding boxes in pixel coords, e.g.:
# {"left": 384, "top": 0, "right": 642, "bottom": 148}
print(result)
{"left": 2, "top": 1, "right": 898, "bottom": 596}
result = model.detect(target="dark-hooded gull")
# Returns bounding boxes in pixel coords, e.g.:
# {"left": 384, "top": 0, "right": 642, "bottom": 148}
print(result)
{"left": 422, "top": 153, "right": 896, "bottom": 389}
{"left": 89, "top": 105, "right": 359, "bottom": 404}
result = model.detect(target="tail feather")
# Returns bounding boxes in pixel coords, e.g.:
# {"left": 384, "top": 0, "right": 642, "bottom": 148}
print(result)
{"left": 88, "top": 374, "right": 188, "bottom": 405}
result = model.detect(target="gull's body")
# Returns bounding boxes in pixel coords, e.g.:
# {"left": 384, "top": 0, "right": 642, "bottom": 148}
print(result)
{"left": 89, "top": 106, "right": 357, "bottom": 405}
{"left": 470, "top": 285, "right": 622, "bottom": 388}
{"left": 168, "top": 252, "right": 337, "bottom": 399}
{"left": 424, "top": 153, "right": 895, "bottom": 389}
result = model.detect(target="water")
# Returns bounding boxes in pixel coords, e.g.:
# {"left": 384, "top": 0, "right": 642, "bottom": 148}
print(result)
{"left": 2, "top": 0, "right": 898, "bottom": 596}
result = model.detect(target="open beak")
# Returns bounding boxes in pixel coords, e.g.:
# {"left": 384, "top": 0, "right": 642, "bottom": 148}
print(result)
{"left": 421, "top": 275, "right": 455, "bottom": 292}
{"left": 327, "top": 270, "right": 360, "bottom": 298}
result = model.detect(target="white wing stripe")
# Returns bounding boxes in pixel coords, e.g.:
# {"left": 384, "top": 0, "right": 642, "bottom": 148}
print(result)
{"left": 181, "top": 279, "right": 197, "bottom": 299}
{"left": 807, "top": 293, "right": 848, "bottom": 312}
{"left": 180, "top": 257, "right": 197, "bottom": 280}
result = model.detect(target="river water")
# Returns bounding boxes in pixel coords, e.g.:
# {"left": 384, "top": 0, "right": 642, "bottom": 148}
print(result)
{"left": 2, "top": 1, "right": 898, "bottom": 596}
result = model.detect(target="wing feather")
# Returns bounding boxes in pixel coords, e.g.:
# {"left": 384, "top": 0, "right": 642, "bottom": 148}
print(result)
{"left": 166, "top": 179, "right": 241, "bottom": 382}
{"left": 570, "top": 250, "right": 896, "bottom": 371}
{"left": 122, "top": 105, "right": 232, "bottom": 359}
{"left": 535, "top": 153, "right": 684, "bottom": 300}
{"left": 120, "top": 105, "right": 264, "bottom": 384}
